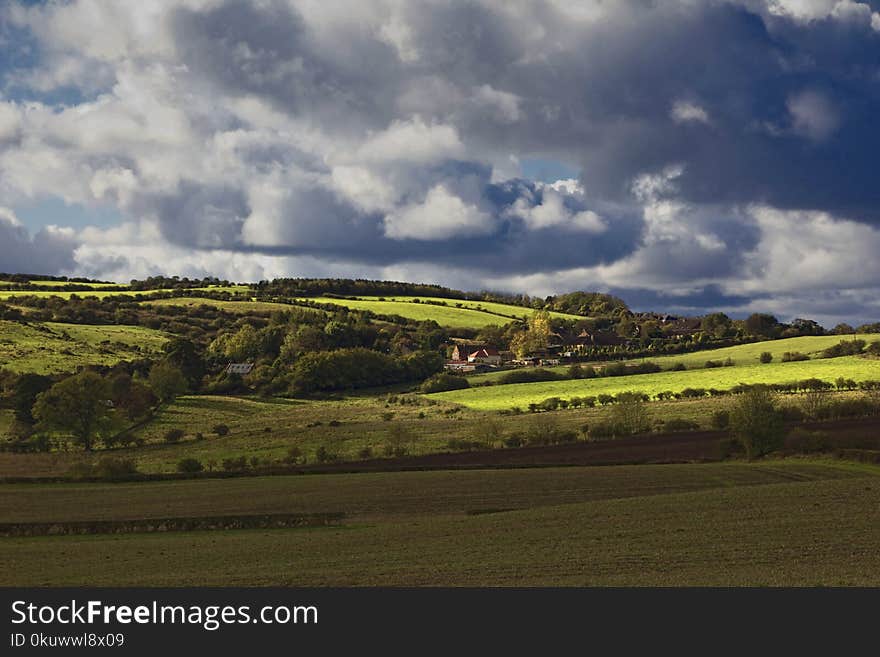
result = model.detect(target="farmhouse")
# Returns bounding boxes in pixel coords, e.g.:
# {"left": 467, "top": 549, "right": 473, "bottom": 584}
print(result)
{"left": 225, "top": 362, "right": 254, "bottom": 375}
{"left": 570, "top": 330, "right": 627, "bottom": 347}
{"left": 467, "top": 347, "right": 502, "bottom": 365}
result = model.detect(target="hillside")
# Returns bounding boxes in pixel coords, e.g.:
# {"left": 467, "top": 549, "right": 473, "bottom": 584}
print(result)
{"left": 0, "top": 320, "right": 169, "bottom": 374}
{"left": 432, "top": 355, "right": 880, "bottom": 410}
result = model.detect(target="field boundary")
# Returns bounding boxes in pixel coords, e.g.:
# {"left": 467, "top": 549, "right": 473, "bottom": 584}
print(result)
{"left": 0, "top": 512, "right": 346, "bottom": 537}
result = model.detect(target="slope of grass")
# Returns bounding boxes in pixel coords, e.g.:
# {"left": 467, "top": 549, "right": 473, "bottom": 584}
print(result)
{"left": 470, "top": 334, "right": 880, "bottom": 383}
{"left": 432, "top": 355, "right": 880, "bottom": 410}
{"left": 292, "top": 297, "right": 518, "bottom": 328}
{"left": 0, "top": 285, "right": 249, "bottom": 301}
{"left": 348, "top": 296, "right": 585, "bottom": 322}
{"left": 143, "top": 297, "right": 298, "bottom": 314}
{"left": 2, "top": 462, "right": 877, "bottom": 586}
{"left": 25, "top": 280, "right": 125, "bottom": 288}
{"left": 0, "top": 320, "right": 169, "bottom": 374}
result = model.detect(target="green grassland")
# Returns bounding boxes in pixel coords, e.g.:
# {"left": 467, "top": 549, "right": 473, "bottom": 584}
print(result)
{"left": 2, "top": 388, "right": 872, "bottom": 477}
{"left": 25, "top": 280, "right": 125, "bottom": 288}
{"left": 349, "top": 296, "right": 585, "bottom": 322}
{"left": 2, "top": 461, "right": 877, "bottom": 586}
{"left": 0, "top": 285, "right": 250, "bottom": 301}
{"left": 0, "top": 320, "right": 169, "bottom": 374}
{"left": 143, "top": 297, "right": 298, "bottom": 314}
{"left": 292, "top": 297, "right": 520, "bottom": 328}
{"left": 433, "top": 355, "right": 880, "bottom": 410}
{"left": 291, "top": 295, "right": 583, "bottom": 328}
{"left": 470, "top": 334, "right": 880, "bottom": 383}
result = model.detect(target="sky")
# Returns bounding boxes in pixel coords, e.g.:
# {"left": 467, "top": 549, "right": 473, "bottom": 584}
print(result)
{"left": 1, "top": 0, "right": 880, "bottom": 326}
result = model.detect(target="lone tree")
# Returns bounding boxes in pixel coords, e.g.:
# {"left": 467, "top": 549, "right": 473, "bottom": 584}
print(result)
{"left": 610, "top": 391, "right": 651, "bottom": 436}
{"left": 729, "top": 386, "right": 785, "bottom": 459}
{"left": 33, "top": 371, "right": 113, "bottom": 451}
{"left": 148, "top": 361, "right": 188, "bottom": 405}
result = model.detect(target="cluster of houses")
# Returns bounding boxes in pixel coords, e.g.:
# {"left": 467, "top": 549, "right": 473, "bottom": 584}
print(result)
{"left": 443, "top": 315, "right": 705, "bottom": 373}
{"left": 444, "top": 329, "right": 633, "bottom": 373}
{"left": 445, "top": 345, "right": 505, "bottom": 372}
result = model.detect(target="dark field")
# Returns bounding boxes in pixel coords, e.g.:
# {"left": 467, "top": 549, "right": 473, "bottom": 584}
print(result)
{"left": 2, "top": 461, "right": 878, "bottom": 586}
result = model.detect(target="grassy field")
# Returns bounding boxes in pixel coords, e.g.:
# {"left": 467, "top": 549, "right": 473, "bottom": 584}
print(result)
{"left": 2, "top": 388, "right": 873, "bottom": 477}
{"left": 291, "top": 297, "right": 521, "bottom": 328}
{"left": 143, "top": 297, "right": 299, "bottom": 314}
{"left": 0, "top": 285, "right": 250, "bottom": 301}
{"left": 433, "top": 355, "right": 880, "bottom": 410}
{"left": 2, "top": 460, "right": 877, "bottom": 586}
{"left": 0, "top": 320, "right": 169, "bottom": 374}
{"left": 24, "top": 280, "right": 125, "bottom": 288}
{"left": 349, "top": 296, "right": 584, "bottom": 322}
{"left": 470, "top": 334, "right": 880, "bottom": 383}
{"left": 290, "top": 295, "right": 583, "bottom": 328}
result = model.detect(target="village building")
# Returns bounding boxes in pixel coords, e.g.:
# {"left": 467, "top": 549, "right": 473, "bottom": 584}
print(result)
{"left": 467, "top": 347, "right": 502, "bottom": 365}
{"left": 225, "top": 362, "right": 255, "bottom": 376}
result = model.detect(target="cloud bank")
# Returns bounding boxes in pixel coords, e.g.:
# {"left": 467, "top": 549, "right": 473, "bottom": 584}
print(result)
{"left": 1, "top": 0, "right": 880, "bottom": 323}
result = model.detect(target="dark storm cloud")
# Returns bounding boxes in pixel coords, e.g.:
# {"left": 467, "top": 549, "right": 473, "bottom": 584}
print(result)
{"left": 3, "top": 0, "right": 880, "bottom": 323}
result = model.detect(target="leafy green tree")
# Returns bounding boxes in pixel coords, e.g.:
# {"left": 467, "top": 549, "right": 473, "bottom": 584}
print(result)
{"left": 33, "top": 371, "right": 114, "bottom": 451}
{"left": 745, "top": 313, "right": 780, "bottom": 338}
{"left": 163, "top": 338, "right": 205, "bottom": 386}
{"left": 759, "top": 351, "right": 773, "bottom": 364}
{"left": 510, "top": 310, "right": 552, "bottom": 358}
{"left": 729, "top": 386, "right": 785, "bottom": 459}
{"left": 148, "top": 361, "right": 188, "bottom": 404}
{"left": 12, "top": 373, "right": 52, "bottom": 424}
{"left": 610, "top": 391, "right": 651, "bottom": 436}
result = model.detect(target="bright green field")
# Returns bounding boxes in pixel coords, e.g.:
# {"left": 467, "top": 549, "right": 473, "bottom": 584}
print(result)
{"left": 2, "top": 461, "right": 877, "bottom": 586}
{"left": 0, "top": 320, "right": 170, "bottom": 374}
{"left": 433, "top": 356, "right": 880, "bottom": 410}
{"left": 349, "top": 296, "right": 584, "bottom": 322}
{"left": 144, "top": 297, "right": 298, "bottom": 314}
{"left": 293, "top": 297, "right": 520, "bottom": 328}
{"left": 470, "top": 334, "right": 880, "bottom": 383}
{"left": 25, "top": 280, "right": 125, "bottom": 288}
{"left": 0, "top": 285, "right": 250, "bottom": 301}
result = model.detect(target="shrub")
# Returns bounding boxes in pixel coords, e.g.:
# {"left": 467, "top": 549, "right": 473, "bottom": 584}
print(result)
{"left": 94, "top": 457, "right": 138, "bottom": 479}
{"left": 779, "top": 405, "right": 805, "bottom": 422}
{"left": 588, "top": 421, "right": 620, "bottom": 441}
{"left": 221, "top": 456, "right": 247, "bottom": 471}
{"left": 781, "top": 351, "right": 809, "bottom": 362}
{"left": 729, "top": 386, "right": 785, "bottom": 458}
{"left": 213, "top": 424, "right": 230, "bottom": 436}
{"left": 609, "top": 392, "right": 651, "bottom": 436}
{"left": 177, "top": 457, "right": 204, "bottom": 473}
{"left": 670, "top": 363, "right": 686, "bottom": 371}
{"left": 498, "top": 368, "right": 564, "bottom": 385}
{"left": 718, "top": 438, "right": 744, "bottom": 460}
{"left": 710, "top": 410, "right": 730, "bottom": 430}
{"left": 357, "top": 446, "right": 374, "bottom": 460}
{"left": 759, "top": 351, "right": 773, "bottom": 364}
{"left": 420, "top": 372, "right": 470, "bottom": 393}
{"left": 822, "top": 339, "right": 866, "bottom": 358}
{"left": 662, "top": 418, "right": 701, "bottom": 432}
{"left": 282, "top": 446, "right": 302, "bottom": 464}
{"left": 328, "top": 420, "right": 341, "bottom": 427}
{"left": 163, "top": 428, "right": 185, "bottom": 443}
{"left": 786, "top": 428, "right": 830, "bottom": 454}
{"left": 503, "top": 434, "right": 526, "bottom": 448}
{"left": 381, "top": 411, "right": 395, "bottom": 421}
{"left": 447, "top": 438, "right": 488, "bottom": 451}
